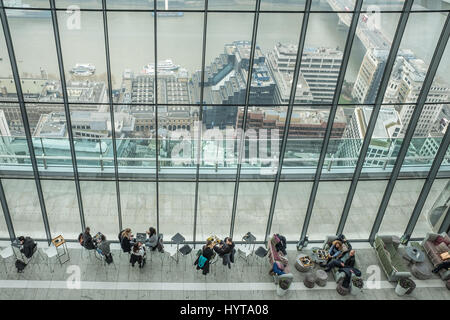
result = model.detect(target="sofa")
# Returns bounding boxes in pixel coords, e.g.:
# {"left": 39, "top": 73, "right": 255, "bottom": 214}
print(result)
{"left": 373, "top": 234, "right": 411, "bottom": 282}
{"left": 267, "top": 236, "right": 293, "bottom": 291}
{"left": 421, "top": 232, "right": 450, "bottom": 281}
{"left": 322, "top": 235, "right": 359, "bottom": 283}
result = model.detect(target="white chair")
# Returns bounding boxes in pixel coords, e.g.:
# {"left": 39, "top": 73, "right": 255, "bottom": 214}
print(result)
{"left": 0, "top": 246, "right": 14, "bottom": 275}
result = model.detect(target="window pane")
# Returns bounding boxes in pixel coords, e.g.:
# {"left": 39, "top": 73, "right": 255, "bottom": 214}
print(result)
{"left": 80, "top": 180, "right": 119, "bottom": 239}
{"left": 0, "top": 26, "right": 17, "bottom": 100}
{"left": 209, "top": 0, "right": 256, "bottom": 10}
{"left": 0, "top": 184, "right": 8, "bottom": 238}
{"left": 7, "top": 10, "right": 59, "bottom": 103}
{"left": 42, "top": 179, "right": 80, "bottom": 239}
{"left": 412, "top": 178, "right": 449, "bottom": 238}
{"left": 308, "top": 181, "right": 351, "bottom": 240}
{"left": 379, "top": 179, "right": 425, "bottom": 235}
{"left": 120, "top": 181, "right": 157, "bottom": 234}
{"left": 272, "top": 181, "right": 312, "bottom": 240}
{"left": 159, "top": 182, "right": 195, "bottom": 241}
{"left": 234, "top": 181, "right": 273, "bottom": 241}
{"left": 343, "top": 179, "right": 389, "bottom": 239}
{"left": 195, "top": 13, "right": 254, "bottom": 105}
{"left": 196, "top": 182, "right": 234, "bottom": 241}
{"left": 2, "top": 178, "right": 46, "bottom": 239}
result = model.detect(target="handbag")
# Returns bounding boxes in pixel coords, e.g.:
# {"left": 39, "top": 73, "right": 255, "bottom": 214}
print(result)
{"left": 105, "top": 253, "right": 113, "bottom": 264}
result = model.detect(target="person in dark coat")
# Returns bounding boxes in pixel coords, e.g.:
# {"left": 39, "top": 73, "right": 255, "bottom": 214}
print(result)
{"left": 194, "top": 240, "right": 215, "bottom": 275}
{"left": 18, "top": 236, "right": 36, "bottom": 259}
{"left": 82, "top": 227, "right": 96, "bottom": 250}
{"left": 120, "top": 228, "right": 133, "bottom": 253}
{"left": 214, "top": 237, "right": 235, "bottom": 268}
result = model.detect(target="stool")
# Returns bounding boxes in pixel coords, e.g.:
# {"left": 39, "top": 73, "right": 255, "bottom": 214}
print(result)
{"left": 315, "top": 269, "right": 328, "bottom": 287}
{"left": 303, "top": 272, "right": 316, "bottom": 288}
{"left": 411, "top": 263, "right": 432, "bottom": 280}
{"left": 0, "top": 246, "right": 14, "bottom": 275}
{"left": 336, "top": 279, "right": 350, "bottom": 296}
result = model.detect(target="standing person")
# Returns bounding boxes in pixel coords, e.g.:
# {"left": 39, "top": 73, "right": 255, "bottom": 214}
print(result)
{"left": 213, "top": 237, "right": 235, "bottom": 268}
{"left": 120, "top": 228, "right": 133, "bottom": 253}
{"left": 130, "top": 242, "right": 146, "bottom": 268}
{"left": 18, "top": 236, "right": 36, "bottom": 259}
{"left": 82, "top": 227, "right": 96, "bottom": 250}
{"left": 194, "top": 240, "right": 215, "bottom": 275}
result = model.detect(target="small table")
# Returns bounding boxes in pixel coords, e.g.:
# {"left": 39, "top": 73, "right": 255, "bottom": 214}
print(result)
{"left": 51, "top": 235, "right": 70, "bottom": 265}
{"left": 310, "top": 247, "right": 330, "bottom": 265}
{"left": 404, "top": 246, "right": 425, "bottom": 265}
{"left": 295, "top": 254, "right": 313, "bottom": 273}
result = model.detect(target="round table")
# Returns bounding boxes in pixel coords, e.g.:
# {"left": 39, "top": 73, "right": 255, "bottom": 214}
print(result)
{"left": 315, "top": 269, "right": 328, "bottom": 287}
{"left": 310, "top": 247, "right": 329, "bottom": 265}
{"left": 411, "top": 263, "right": 432, "bottom": 280}
{"left": 404, "top": 246, "right": 425, "bottom": 265}
{"left": 295, "top": 254, "right": 313, "bottom": 273}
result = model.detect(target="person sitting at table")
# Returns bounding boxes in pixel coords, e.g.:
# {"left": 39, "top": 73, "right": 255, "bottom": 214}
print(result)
{"left": 339, "top": 264, "right": 362, "bottom": 288}
{"left": 194, "top": 240, "right": 215, "bottom": 275}
{"left": 18, "top": 236, "right": 36, "bottom": 259}
{"left": 81, "top": 227, "right": 96, "bottom": 250}
{"left": 324, "top": 249, "right": 356, "bottom": 272}
{"left": 146, "top": 227, "right": 164, "bottom": 252}
{"left": 120, "top": 228, "right": 133, "bottom": 253}
{"left": 130, "top": 242, "right": 146, "bottom": 268}
{"left": 213, "top": 237, "right": 235, "bottom": 269}
{"left": 337, "top": 234, "right": 352, "bottom": 251}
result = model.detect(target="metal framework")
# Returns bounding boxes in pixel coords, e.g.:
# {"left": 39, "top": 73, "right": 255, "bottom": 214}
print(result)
{"left": 0, "top": 0, "right": 449, "bottom": 244}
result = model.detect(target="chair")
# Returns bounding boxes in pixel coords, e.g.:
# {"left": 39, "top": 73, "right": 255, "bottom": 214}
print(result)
{"left": 238, "top": 233, "right": 256, "bottom": 268}
{"left": 163, "top": 244, "right": 179, "bottom": 272}
{"left": 254, "top": 246, "right": 268, "bottom": 272}
{"left": 0, "top": 246, "right": 14, "bottom": 276}
{"left": 179, "top": 244, "right": 193, "bottom": 271}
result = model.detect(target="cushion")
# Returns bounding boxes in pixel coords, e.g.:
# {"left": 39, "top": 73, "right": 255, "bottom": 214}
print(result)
{"left": 436, "top": 242, "right": 449, "bottom": 255}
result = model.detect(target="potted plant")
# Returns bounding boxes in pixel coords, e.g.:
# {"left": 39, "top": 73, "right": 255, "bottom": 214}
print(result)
{"left": 350, "top": 277, "right": 364, "bottom": 296}
{"left": 395, "top": 278, "right": 416, "bottom": 296}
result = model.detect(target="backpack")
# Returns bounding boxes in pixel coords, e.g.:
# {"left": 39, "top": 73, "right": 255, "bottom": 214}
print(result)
{"left": 15, "top": 259, "right": 26, "bottom": 273}
{"left": 78, "top": 233, "right": 84, "bottom": 246}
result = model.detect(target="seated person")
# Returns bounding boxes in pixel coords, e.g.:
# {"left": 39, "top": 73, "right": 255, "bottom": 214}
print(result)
{"left": 339, "top": 265, "right": 362, "bottom": 288}
{"left": 274, "top": 234, "right": 287, "bottom": 256}
{"left": 324, "top": 249, "right": 356, "bottom": 272}
{"left": 270, "top": 260, "right": 286, "bottom": 276}
{"left": 130, "top": 242, "right": 146, "bottom": 268}
{"left": 337, "top": 234, "right": 352, "bottom": 251}
{"left": 146, "top": 227, "right": 164, "bottom": 252}
{"left": 432, "top": 260, "right": 450, "bottom": 274}
{"left": 194, "top": 240, "right": 215, "bottom": 275}
{"left": 324, "top": 240, "right": 343, "bottom": 265}
{"left": 120, "top": 228, "right": 133, "bottom": 253}
{"left": 97, "top": 234, "right": 111, "bottom": 256}
{"left": 81, "top": 227, "right": 96, "bottom": 250}
{"left": 213, "top": 237, "right": 235, "bottom": 268}
{"left": 18, "top": 236, "right": 36, "bottom": 259}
